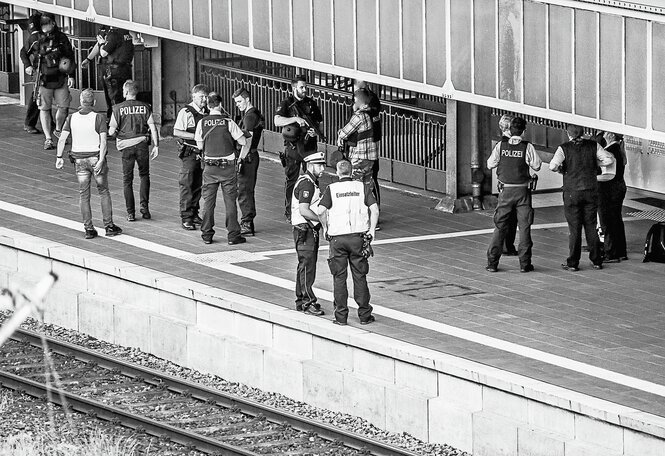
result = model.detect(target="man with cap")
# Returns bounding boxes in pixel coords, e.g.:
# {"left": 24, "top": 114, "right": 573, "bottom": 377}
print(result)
{"left": 35, "top": 13, "right": 76, "bottom": 150}
{"left": 319, "top": 160, "right": 379, "bottom": 326}
{"left": 497, "top": 114, "right": 519, "bottom": 256}
{"left": 291, "top": 151, "right": 327, "bottom": 316}
{"left": 486, "top": 117, "right": 541, "bottom": 273}
{"left": 195, "top": 92, "right": 252, "bottom": 245}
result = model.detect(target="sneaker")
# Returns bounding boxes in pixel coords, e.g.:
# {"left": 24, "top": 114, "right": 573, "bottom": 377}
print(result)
{"left": 485, "top": 265, "right": 498, "bottom": 273}
{"left": 591, "top": 264, "right": 603, "bottom": 270}
{"left": 228, "top": 236, "right": 247, "bottom": 245}
{"left": 182, "top": 221, "right": 196, "bottom": 230}
{"left": 105, "top": 224, "right": 123, "bottom": 237}
{"left": 52, "top": 129, "right": 62, "bottom": 139}
{"left": 127, "top": 213, "right": 136, "bottom": 222}
{"left": 332, "top": 319, "right": 347, "bottom": 326}
{"left": 303, "top": 306, "right": 325, "bottom": 316}
{"left": 520, "top": 264, "right": 535, "bottom": 273}
{"left": 24, "top": 126, "right": 39, "bottom": 134}
{"left": 44, "top": 139, "right": 54, "bottom": 150}
{"left": 240, "top": 221, "right": 255, "bottom": 236}
{"left": 602, "top": 257, "right": 620, "bottom": 263}
{"left": 192, "top": 215, "right": 203, "bottom": 225}
{"left": 84, "top": 229, "right": 98, "bottom": 239}
{"left": 202, "top": 237, "right": 213, "bottom": 244}
{"left": 360, "top": 315, "right": 376, "bottom": 325}
{"left": 140, "top": 207, "right": 151, "bottom": 219}
{"left": 561, "top": 263, "right": 579, "bottom": 272}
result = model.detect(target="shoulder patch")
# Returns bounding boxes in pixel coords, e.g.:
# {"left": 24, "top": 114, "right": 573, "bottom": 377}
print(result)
{"left": 302, "top": 190, "right": 310, "bottom": 199}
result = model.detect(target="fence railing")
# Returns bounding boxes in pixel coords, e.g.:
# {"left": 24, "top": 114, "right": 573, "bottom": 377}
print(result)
{"left": 198, "top": 60, "right": 447, "bottom": 177}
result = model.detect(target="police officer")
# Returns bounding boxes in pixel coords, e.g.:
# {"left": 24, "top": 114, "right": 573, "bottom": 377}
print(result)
{"left": 497, "top": 114, "right": 518, "bottom": 256}
{"left": 549, "top": 124, "right": 615, "bottom": 271}
{"left": 19, "top": 12, "right": 43, "bottom": 134}
{"left": 486, "top": 117, "right": 542, "bottom": 273}
{"left": 233, "top": 87, "right": 265, "bottom": 236}
{"left": 291, "top": 151, "right": 326, "bottom": 316}
{"left": 319, "top": 160, "right": 379, "bottom": 326}
{"left": 174, "top": 84, "right": 209, "bottom": 230}
{"left": 35, "top": 13, "right": 76, "bottom": 150}
{"left": 195, "top": 92, "right": 251, "bottom": 245}
{"left": 108, "top": 80, "right": 159, "bottom": 221}
{"left": 274, "top": 75, "right": 324, "bottom": 222}
{"left": 82, "top": 26, "right": 134, "bottom": 120}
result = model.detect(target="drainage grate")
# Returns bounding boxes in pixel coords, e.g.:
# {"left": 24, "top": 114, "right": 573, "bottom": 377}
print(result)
{"left": 373, "top": 277, "right": 485, "bottom": 299}
{"left": 626, "top": 210, "right": 665, "bottom": 222}
{"left": 178, "top": 250, "right": 270, "bottom": 265}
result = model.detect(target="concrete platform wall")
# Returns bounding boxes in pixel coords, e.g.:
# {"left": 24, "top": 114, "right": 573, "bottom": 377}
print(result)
{"left": 1, "top": 228, "right": 664, "bottom": 456}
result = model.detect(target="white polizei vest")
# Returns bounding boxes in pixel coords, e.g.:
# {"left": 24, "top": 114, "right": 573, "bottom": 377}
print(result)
{"left": 291, "top": 174, "right": 321, "bottom": 227}
{"left": 70, "top": 112, "right": 100, "bottom": 153}
{"left": 326, "top": 180, "right": 369, "bottom": 236}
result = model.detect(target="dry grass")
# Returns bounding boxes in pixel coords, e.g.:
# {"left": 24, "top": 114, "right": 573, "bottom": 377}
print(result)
{"left": 0, "top": 429, "right": 144, "bottom": 456}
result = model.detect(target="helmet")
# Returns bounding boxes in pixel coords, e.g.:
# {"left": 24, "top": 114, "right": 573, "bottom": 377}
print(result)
{"left": 58, "top": 57, "right": 73, "bottom": 74}
{"left": 281, "top": 123, "right": 302, "bottom": 142}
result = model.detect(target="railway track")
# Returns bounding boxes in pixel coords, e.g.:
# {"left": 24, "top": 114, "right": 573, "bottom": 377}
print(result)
{"left": 0, "top": 328, "right": 420, "bottom": 456}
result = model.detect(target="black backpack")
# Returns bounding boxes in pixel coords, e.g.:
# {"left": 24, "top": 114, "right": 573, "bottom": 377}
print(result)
{"left": 643, "top": 222, "right": 665, "bottom": 263}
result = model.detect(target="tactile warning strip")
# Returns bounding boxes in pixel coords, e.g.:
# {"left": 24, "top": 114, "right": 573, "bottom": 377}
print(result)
{"left": 178, "top": 250, "right": 270, "bottom": 265}
{"left": 626, "top": 210, "right": 665, "bottom": 222}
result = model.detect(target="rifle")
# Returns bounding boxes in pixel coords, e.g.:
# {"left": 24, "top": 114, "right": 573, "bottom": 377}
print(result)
{"left": 289, "top": 99, "right": 326, "bottom": 142}
{"left": 32, "top": 53, "right": 42, "bottom": 104}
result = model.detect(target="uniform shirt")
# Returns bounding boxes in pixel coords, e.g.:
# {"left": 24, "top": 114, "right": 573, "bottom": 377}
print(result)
{"left": 194, "top": 108, "right": 246, "bottom": 159}
{"left": 549, "top": 139, "right": 614, "bottom": 191}
{"left": 63, "top": 107, "right": 107, "bottom": 159}
{"left": 109, "top": 99, "right": 155, "bottom": 150}
{"left": 319, "top": 177, "right": 376, "bottom": 236}
{"left": 276, "top": 95, "right": 323, "bottom": 153}
{"left": 337, "top": 110, "right": 378, "bottom": 161}
{"left": 237, "top": 107, "right": 264, "bottom": 151}
{"left": 175, "top": 102, "right": 208, "bottom": 147}
{"left": 102, "top": 28, "right": 134, "bottom": 66}
{"left": 291, "top": 172, "right": 321, "bottom": 227}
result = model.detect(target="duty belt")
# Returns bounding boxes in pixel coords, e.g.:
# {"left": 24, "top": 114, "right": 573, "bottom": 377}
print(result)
{"left": 204, "top": 158, "right": 234, "bottom": 167}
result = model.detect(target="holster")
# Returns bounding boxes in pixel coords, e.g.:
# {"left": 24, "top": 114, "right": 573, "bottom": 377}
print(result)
{"left": 67, "top": 151, "right": 75, "bottom": 164}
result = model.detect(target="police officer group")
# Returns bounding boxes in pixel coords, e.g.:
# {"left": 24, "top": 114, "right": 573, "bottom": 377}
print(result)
{"left": 487, "top": 116, "right": 624, "bottom": 273}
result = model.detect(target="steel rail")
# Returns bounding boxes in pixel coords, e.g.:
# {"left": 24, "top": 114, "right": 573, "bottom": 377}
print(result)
{"left": 0, "top": 369, "right": 258, "bottom": 456}
{"left": 10, "top": 328, "right": 420, "bottom": 456}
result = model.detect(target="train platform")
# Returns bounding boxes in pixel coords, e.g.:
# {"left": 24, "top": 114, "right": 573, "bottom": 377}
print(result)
{"left": 1, "top": 99, "right": 665, "bottom": 452}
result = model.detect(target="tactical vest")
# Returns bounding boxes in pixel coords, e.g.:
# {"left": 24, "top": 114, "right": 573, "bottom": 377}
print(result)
{"left": 183, "top": 105, "right": 208, "bottom": 147}
{"left": 346, "top": 112, "right": 374, "bottom": 147}
{"left": 112, "top": 100, "right": 151, "bottom": 140}
{"left": 199, "top": 115, "right": 237, "bottom": 159}
{"left": 291, "top": 173, "right": 321, "bottom": 227}
{"left": 561, "top": 139, "right": 599, "bottom": 192}
{"left": 496, "top": 139, "right": 530, "bottom": 185}
{"left": 325, "top": 180, "right": 370, "bottom": 236}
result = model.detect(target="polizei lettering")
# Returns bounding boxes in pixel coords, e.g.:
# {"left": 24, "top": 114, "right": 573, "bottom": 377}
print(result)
{"left": 501, "top": 149, "right": 523, "bottom": 158}
{"left": 203, "top": 119, "right": 227, "bottom": 127}
{"left": 119, "top": 105, "right": 148, "bottom": 116}
{"left": 335, "top": 191, "right": 360, "bottom": 198}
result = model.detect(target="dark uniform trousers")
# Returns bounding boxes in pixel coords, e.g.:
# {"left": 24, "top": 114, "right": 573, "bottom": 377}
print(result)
{"left": 563, "top": 190, "right": 603, "bottom": 268}
{"left": 179, "top": 150, "right": 202, "bottom": 223}
{"left": 293, "top": 225, "right": 319, "bottom": 310}
{"left": 200, "top": 161, "right": 241, "bottom": 241}
{"left": 328, "top": 234, "right": 373, "bottom": 323}
{"left": 598, "top": 181, "right": 627, "bottom": 260}
{"left": 284, "top": 153, "right": 304, "bottom": 219}
{"left": 238, "top": 150, "right": 259, "bottom": 223}
{"left": 487, "top": 186, "right": 534, "bottom": 268}
{"left": 120, "top": 142, "right": 150, "bottom": 215}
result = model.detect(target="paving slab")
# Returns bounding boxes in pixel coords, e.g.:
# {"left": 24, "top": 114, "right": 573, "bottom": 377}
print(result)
{"left": 1, "top": 102, "right": 664, "bottom": 418}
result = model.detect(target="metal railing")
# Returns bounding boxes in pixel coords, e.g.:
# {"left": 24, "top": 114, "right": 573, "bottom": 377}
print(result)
{"left": 198, "top": 60, "right": 447, "bottom": 178}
